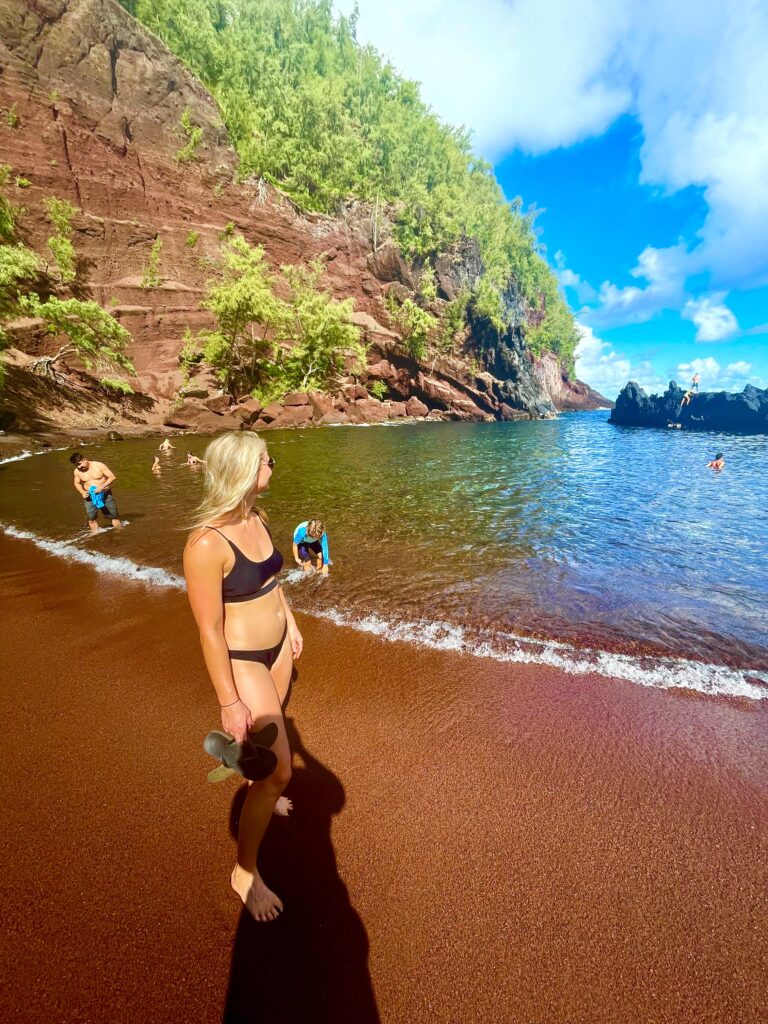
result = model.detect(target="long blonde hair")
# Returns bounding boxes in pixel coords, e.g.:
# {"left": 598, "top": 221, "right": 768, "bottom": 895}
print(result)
{"left": 190, "top": 431, "right": 269, "bottom": 529}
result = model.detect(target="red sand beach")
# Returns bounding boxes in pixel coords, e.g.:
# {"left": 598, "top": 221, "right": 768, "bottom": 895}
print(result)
{"left": 1, "top": 532, "right": 767, "bottom": 1024}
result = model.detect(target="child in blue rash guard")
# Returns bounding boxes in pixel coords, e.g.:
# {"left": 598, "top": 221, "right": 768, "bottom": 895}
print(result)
{"left": 292, "top": 518, "right": 330, "bottom": 575}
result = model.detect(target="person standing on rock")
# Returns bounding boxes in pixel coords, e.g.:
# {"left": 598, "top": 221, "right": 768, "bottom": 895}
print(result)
{"left": 183, "top": 432, "right": 302, "bottom": 923}
{"left": 293, "top": 518, "right": 330, "bottom": 575}
{"left": 70, "top": 452, "right": 122, "bottom": 533}
{"left": 691, "top": 372, "right": 700, "bottom": 392}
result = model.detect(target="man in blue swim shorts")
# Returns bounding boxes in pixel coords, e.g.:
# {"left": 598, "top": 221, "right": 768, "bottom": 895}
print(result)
{"left": 70, "top": 452, "right": 121, "bottom": 532}
{"left": 292, "top": 518, "right": 330, "bottom": 575}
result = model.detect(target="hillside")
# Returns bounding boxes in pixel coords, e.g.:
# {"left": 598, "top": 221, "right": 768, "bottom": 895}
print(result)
{"left": 0, "top": 0, "right": 607, "bottom": 438}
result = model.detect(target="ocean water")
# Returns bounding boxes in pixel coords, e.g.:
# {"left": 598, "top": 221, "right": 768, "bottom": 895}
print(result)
{"left": 2, "top": 412, "right": 767, "bottom": 699}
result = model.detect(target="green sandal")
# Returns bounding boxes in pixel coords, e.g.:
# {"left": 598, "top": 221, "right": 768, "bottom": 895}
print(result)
{"left": 203, "top": 722, "right": 279, "bottom": 783}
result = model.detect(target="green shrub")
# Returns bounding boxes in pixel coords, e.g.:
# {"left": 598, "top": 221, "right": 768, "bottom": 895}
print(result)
{"left": 175, "top": 109, "right": 203, "bottom": 164}
{"left": 140, "top": 236, "right": 163, "bottom": 288}
{"left": 5, "top": 104, "right": 20, "bottom": 129}
{"left": 387, "top": 296, "right": 437, "bottom": 360}
{"left": 185, "top": 230, "right": 199, "bottom": 248}
{"left": 100, "top": 377, "right": 135, "bottom": 395}
{"left": 369, "top": 379, "right": 387, "bottom": 400}
{"left": 15, "top": 177, "right": 31, "bottom": 189}
{"left": 43, "top": 196, "right": 78, "bottom": 284}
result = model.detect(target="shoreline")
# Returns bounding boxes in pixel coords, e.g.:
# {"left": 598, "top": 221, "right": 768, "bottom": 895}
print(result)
{"left": 2, "top": 532, "right": 767, "bottom": 1023}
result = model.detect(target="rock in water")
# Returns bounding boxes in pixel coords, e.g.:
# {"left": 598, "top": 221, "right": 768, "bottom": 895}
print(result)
{"left": 610, "top": 381, "right": 768, "bottom": 433}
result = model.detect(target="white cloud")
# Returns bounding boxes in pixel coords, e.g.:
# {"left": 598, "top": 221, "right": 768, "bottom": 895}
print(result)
{"left": 588, "top": 243, "right": 689, "bottom": 328}
{"left": 574, "top": 324, "right": 666, "bottom": 399}
{"left": 336, "top": 0, "right": 768, "bottom": 308}
{"left": 676, "top": 357, "right": 756, "bottom": 391}
{"left": 336, "top": 0, "right": 631, "bottom": 156}
{"left": 681, "top": 296, "right": 739, "bottom": 342}
{"left": 554, "top": 251, "right": 597, "bottom": 304}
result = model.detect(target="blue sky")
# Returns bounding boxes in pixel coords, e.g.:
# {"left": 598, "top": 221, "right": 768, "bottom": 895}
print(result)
{"left": 337, "top": 0, "right": 768, "bottom": 398}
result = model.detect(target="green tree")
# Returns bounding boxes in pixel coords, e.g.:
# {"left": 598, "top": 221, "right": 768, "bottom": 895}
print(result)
{"left": 279, "top": 258, "right": 365, "bottom": 392}
{"left": 195, "top": 234, "right": 290, "bottom": 396}
{"left": 24, "top": 294, "right": 134, "bottom": 382}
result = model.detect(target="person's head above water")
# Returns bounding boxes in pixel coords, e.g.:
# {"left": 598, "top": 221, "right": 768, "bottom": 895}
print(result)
{"left": 715, "top": 452, "right": 724, "bottom": 461}
{"left": 191, "top": 431, "right": 274, "bottom": 528}
{"left": 69, "top": 452, "right": 89, "bottom": 470}
{"left": 307, "top": 518, "right": 325, "bottom": 539}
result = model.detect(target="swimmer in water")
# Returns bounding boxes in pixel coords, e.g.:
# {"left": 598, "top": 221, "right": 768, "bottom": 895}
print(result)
{"left": 707, "top": 452, "right": 725, "bottom": 470}
{"left": 186, "top": 453, "right": 205, "bottom": 465}
{"left": 158, "top": 438, "right": 175, "bottom": 452}
{"left": 152, "top": 456, "right": 161, "bottom": 473}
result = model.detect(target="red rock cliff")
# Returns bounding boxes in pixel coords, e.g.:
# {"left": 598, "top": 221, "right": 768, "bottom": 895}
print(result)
{"left": 0, "top": 0, "right": 603, "bottom": 434}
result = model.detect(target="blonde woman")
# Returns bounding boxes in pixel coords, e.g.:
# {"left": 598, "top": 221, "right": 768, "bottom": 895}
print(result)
{"left": 183, "top": 432, "right": 302, "bottom": 923}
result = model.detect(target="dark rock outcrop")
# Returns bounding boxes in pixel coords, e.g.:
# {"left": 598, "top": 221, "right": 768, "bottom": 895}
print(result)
{"left": 610, "top": 381, "right": 768, "bottom": 434}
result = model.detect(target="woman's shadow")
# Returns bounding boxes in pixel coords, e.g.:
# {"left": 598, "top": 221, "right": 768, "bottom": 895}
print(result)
{"left": 222, "top": 708, "right": 380, "bottom": 1024}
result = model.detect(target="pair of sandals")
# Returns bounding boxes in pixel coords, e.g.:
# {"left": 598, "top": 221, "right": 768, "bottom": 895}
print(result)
{"left": 203, "top": 722, "right": 278, "bottom": 782}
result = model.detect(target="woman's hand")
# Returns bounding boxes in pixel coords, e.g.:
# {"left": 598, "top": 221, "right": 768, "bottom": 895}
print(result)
{"left": 221, "top": 699, "right": 252, "bottom": 742}
{"left": 287, "top": 619, "right": 303, "bottom": 660}
{"left": 320, "top": 564, "right": 329, "bottom": 576}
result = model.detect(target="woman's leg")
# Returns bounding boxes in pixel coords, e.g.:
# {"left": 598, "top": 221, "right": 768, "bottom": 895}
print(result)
{"left": 229, "top": 658, "right": 292, "bottom": 922}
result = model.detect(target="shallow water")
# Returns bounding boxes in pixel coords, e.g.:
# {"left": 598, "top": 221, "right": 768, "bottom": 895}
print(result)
{"left": 2, "top": 412, "right": 767, "bottom": 697}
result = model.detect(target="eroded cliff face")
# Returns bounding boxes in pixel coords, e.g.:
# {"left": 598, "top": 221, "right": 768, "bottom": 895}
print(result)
{"left": 0, "top": 0, "right": 601, "bottom": 435}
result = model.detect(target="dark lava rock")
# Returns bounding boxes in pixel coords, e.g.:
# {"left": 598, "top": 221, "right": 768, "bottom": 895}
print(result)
{"left": 610, "top": 381, "right": 768, "bottom": 433}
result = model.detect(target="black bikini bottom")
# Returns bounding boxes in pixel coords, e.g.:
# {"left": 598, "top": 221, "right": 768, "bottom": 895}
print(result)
{"left": 228, "top": 625, "right": 288, "bottom": 669}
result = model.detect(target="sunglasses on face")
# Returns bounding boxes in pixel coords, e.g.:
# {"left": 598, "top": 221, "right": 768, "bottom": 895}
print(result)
{"left": 263, "top": 456, "right": 275, "bottom": 468}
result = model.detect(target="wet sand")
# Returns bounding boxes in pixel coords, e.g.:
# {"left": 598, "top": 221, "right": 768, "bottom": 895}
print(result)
{"left": 1, "top": 532, "right": 767, "bottom": 1024}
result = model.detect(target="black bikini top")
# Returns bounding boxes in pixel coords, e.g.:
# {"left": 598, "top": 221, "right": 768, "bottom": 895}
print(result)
{"left": 206, "top": 524, "right": 284, "bottom": 603}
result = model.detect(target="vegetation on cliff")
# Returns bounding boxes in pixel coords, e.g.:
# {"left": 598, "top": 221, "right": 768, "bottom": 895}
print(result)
{"left": 181, "top": 234, "right": 364, "bottom": 401}
{"left": 120, "top": 0, "right": 578, "bottom": 372}
{"left": 0, "top": 166, "right": 134, "bottom": 388}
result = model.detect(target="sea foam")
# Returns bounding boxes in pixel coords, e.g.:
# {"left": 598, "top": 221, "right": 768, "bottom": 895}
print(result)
{"left": 3, "top": 522, "right": 766, "bottom": 700}
{"left": 0, "top": 446, "right": 68, "bottom": 466}
{"left": 309, "top": 607, "right": 768, "bottom": 702}
{"left": 1, "top": 524, "right": 185, "bottom": 589}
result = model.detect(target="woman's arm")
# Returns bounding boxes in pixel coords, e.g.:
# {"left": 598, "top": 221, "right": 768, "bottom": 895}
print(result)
{"left": 277, "top": 585, "right": 303, "bottom": 660}
{"left": 183, "top": 532, "right": 253, "bottom": 741}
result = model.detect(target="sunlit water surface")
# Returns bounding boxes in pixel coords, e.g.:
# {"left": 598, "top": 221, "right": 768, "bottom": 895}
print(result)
{"left": 2, "top": 412, "right": 767, "bottom": 696}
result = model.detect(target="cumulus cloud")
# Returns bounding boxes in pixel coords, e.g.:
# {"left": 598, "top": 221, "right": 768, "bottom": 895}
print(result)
{"left": 554, "top": 251, "right": 597, "bottom": 304}
{"left": 676, "top": 357, "right": 757, "bottom": 391}
{"left": 574, "top": 324, "right": 665, "bottom": 399}
{"left": 587, "top": 244, "right": 689, "bottom": 329}
{"left": 336, "top": 0, "right": 768, "bottom": 312}
{"left": 681, "top": 296, "right": 739, "bottom": 342}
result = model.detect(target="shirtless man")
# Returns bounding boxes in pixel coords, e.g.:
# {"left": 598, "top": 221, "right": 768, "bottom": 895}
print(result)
{"left": 185, "top": 452, "right": 205, "bottom": 465}
{"left": 158, "top": 438, "right": 175, "bottom": 452}
{"left": 70, "top": 452, "right": 121, "bottom": 532}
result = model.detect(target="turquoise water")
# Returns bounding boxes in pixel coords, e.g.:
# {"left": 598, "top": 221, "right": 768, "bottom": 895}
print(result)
{"left": 2, "top": 412, "right": 767, "bottom": 695}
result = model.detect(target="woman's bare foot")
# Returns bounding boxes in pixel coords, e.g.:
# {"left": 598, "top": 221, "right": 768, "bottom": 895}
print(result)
{"left": 231, "top": 864, "right": 283, "bottom": 923}
{"left": 273, "top": 796, "right": 293, "bottom": 817}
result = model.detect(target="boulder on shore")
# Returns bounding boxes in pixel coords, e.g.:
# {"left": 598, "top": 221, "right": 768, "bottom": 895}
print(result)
{"left": 610, "top": 381, "right": 768, "bottom": 433}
